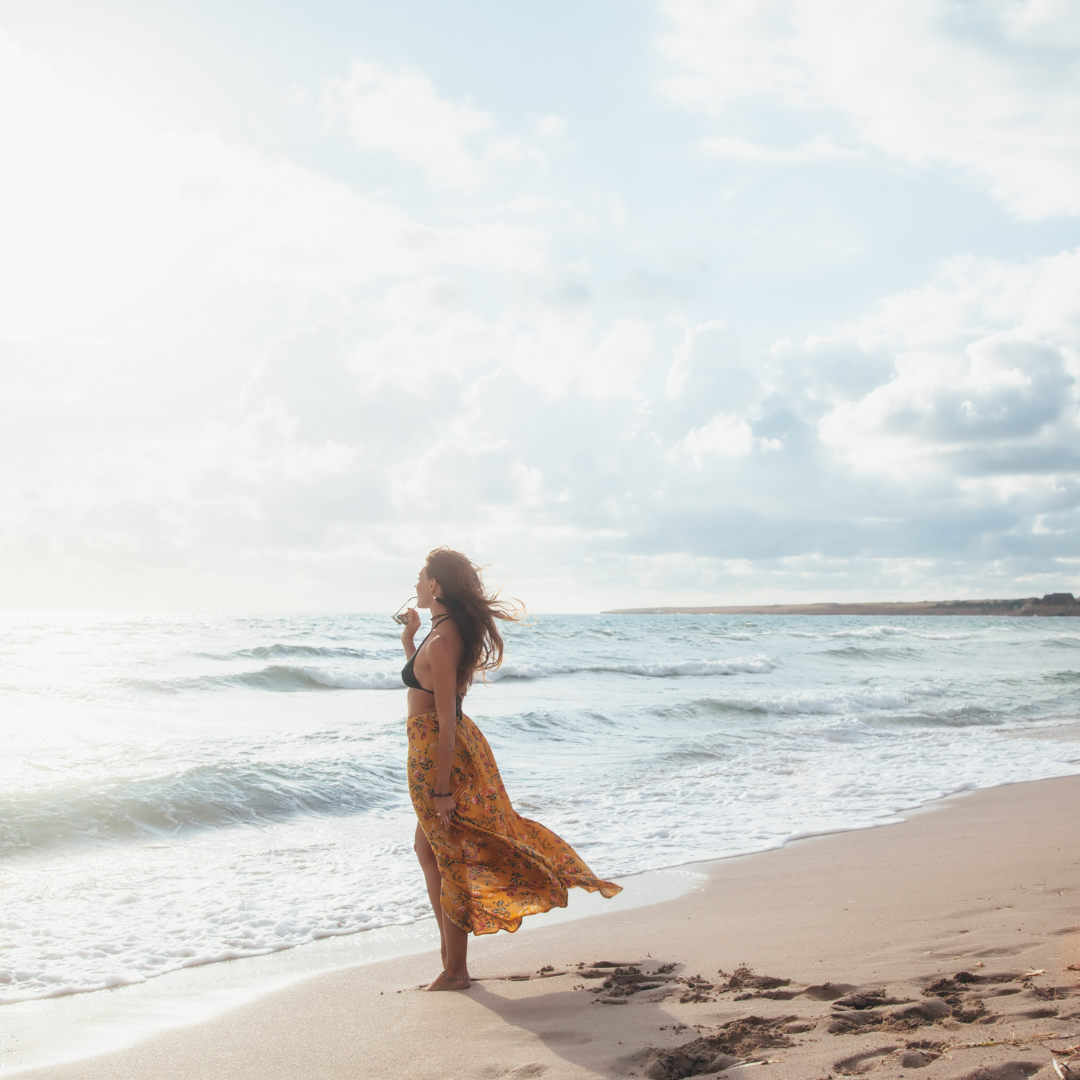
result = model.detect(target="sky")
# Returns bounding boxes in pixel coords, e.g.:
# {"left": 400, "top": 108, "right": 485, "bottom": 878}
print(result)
{"left": 1, "top": 0, "right": 1079, "bottom": 612}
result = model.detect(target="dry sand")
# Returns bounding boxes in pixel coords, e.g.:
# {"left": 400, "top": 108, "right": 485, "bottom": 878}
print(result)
{"left": 11, "top": 776, "right": 1080, "bottom": 1080}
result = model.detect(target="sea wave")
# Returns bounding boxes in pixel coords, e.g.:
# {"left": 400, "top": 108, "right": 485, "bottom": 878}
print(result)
{"left": 786, "top": 626, "right": 971, "bottom": 642}
{"left": 226, "top": 644, "right": 377, "bottom": 660}
{"left": 228, "top": 666, "right": 404, "bottom": 691}
{"left": 678, "top": 683, "right": 945, "bottom": 718}
{"left": 779, "top": 626, "right": 912, "bottom": 640}
{"left": 0, "top": 758, "right": 404, "bottom": 857}
{"left": 1046, "top": 637, "right": 1080, "bottom": 650}
{"left": 490, "top": 655, "right": 775, "bottom": 680}
{"left": 127, "top": 666, "right": 405, "bottom": 693}
{"left": 1046, "top": 669, "right": 1080, "bottom": 682}
{"left": 126, "top": 657, "right": 773, "bottom": 694}
{"left": 820, "top": 645, "right": 915, "bottom": 661}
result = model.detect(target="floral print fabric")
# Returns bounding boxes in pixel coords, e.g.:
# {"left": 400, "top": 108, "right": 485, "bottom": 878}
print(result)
{"left": 407, "top": 709, "right": 622, "bottom": 935}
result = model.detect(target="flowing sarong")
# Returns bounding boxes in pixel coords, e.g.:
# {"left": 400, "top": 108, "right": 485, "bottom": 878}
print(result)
{"left": 407, "top": 709, "right": 622, "bottom": 934}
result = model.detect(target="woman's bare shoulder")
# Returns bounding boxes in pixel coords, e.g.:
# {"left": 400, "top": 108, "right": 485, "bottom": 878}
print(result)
{"left": 428, "top": 621, "right": 463, "bottom": 653}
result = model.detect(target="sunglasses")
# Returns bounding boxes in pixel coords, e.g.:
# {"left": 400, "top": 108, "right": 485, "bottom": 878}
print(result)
{"left": 392, "top": 597, "right": 417, "bottom": 625}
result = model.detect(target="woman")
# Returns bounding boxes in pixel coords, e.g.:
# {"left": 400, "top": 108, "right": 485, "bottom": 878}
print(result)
{"left": 401, "top": 548, "right": 621, "bottom": 991}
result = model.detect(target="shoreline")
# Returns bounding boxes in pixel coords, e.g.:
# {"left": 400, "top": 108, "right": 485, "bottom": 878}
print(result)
{"left": 4, "top": 771, "right": 1067, "bottom": 1072}
{"left": 0, "top": 866, "right": 703, "bottom": 1076}
{"left": 604, "top": 596, "right": 1080, "bottom": 616}
{"left": 7, "top": 773, "right": 1080, "bottom": 1079}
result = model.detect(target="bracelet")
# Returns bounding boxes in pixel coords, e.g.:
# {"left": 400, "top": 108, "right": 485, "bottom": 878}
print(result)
{"left": 437, "top": 746, "right": 454, "bottom": 754}
{"left": 433, "top": 791, "right": 452, "bottom": 798}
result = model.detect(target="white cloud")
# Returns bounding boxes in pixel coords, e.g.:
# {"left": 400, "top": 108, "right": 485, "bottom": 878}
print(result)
{"left": 815, "top": 248, "right": 1080, "bottom": 476}
{"left": 665, "top": 321, "right": 733, "bottom": 396}
{"left": 391, "top": 439, "right": 544, "bottom": 518}
{"left": 503, "top": 316, "right": 658, "bottom": 399}
{"left": 661, "top": 0, "right": 1080, "bottom": 218}
{"left": 0, "top": 33, "right": 547, "bottom": 323}
{"left": 320, "top": 61, "right": 561, "bottom": 188}
{"left": 191, "top": 399, "right": 361, "bottom": 493}
{"left": 321, "top": 61, "right": 493, "bottom": 187}
{"left": 4, "top": 22, "right": 1080, "bottom": 609}
{"left": 668, "top": 413, "right": 756, "bottom": 459}
{"left": 535, "top": 114, "right": 567, "bottom": 140}
{"left": 700, "top": 135, "right": 859, "bottom": 162}
{"left": 5, "top": 243, "right": 1080, "bottom": 607}
{"left": 190, "top": 138, "right": 545, "bottom": 289}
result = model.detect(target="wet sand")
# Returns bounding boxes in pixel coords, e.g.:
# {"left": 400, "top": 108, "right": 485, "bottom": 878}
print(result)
{"left": 10, "top": 775, "right": 1080, "bottom": 1080}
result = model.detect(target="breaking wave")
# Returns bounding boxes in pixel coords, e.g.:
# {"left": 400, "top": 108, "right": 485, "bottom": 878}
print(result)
{"left": 490, "top": 656, "right": 775, "bottom": 680}
{"left": 1, "top": 758, "right": 403, "bottom": 857}
{"left": 127, "top": 657, "right": 774, "bottom": 694}
{"left": 127, "top": 666, "right": 406, "bottom": 693}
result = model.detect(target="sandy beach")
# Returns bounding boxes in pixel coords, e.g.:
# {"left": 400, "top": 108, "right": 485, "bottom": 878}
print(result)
{"left": 9, "top": 774, "right": 1079, "bottom": 1080}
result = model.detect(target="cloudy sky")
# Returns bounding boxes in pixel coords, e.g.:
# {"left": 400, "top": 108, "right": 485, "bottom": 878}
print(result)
{"left": 2, "top": 0, "right": 1079, "bottom": 611}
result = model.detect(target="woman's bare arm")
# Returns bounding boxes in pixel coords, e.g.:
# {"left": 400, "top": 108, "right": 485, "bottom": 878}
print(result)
{"left": 426, "top": 632, "right": 462, "bottom": 808}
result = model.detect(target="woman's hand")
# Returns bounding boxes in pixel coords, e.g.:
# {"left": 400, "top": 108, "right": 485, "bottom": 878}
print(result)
{"left": 400, "top": 607, "right": 420, "bottom": 641}
{"left": 433, "top": 793, "right": 455, "bottom": 828}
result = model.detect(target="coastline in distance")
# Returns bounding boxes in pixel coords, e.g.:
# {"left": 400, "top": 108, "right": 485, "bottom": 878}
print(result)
{"left": 604, "top": 593, "right": 1080, "bottom": 616}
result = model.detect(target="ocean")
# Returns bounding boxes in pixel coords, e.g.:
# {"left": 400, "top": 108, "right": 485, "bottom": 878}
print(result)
{"left": 2, "top": 611, "right": 1079, "bottom": 1008}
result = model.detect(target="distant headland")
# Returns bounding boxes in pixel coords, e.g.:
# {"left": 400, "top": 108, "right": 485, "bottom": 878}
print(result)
{"left": 604, "top": 593, "right": 1080, "bottom": 616}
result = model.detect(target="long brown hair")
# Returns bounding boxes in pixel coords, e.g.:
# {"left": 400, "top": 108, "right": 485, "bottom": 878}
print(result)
{"left": 425, "top": 547, "right": 523, "bottom": 694}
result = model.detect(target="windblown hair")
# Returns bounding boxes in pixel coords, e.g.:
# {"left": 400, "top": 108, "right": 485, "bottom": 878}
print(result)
{"left": 425, "top": 547, "right": 523, "bottom": 694}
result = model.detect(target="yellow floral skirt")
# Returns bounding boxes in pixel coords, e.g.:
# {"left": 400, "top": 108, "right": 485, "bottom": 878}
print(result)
{"left": 407, "top": 709, "right": 622, "bottom": 935}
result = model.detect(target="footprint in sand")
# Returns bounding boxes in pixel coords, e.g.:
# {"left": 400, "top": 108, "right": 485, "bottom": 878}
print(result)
{"left": 958, "top": 1063, "right": 1042, "bottom": 1080}
{"left": 803, "top": 982, "right": 858, "bottom": 1001}
{"left": 833, "top": 1045, "right": 901, "bottom": 1075}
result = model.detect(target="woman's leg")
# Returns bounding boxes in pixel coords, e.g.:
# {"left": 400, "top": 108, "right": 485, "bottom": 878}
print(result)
{"left": 414, "top": 821, "right": 470, "bottom": 989}
{"left": 414, "top": 821, "right": 447, "bottom": 968}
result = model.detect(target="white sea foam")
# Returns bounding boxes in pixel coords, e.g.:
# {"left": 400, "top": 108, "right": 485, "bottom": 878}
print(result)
{"left": 826, "top": 624, "right": 909, "bottom": 638}
{"left": 291, "top": 667, "right": 405, "bottom": 690}
{"left": 491, "top": 655, "right": 775, "bottom": 680}
{"left": 0, "top": 816, "right": 426, "bottom": 1004}
{"left": 733, "top": 685, "right": 914, "bottom": 715}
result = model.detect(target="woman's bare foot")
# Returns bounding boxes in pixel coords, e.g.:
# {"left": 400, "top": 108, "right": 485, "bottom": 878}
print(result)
{"left": 425, "top": 971, "right": 471, "bottom": 991}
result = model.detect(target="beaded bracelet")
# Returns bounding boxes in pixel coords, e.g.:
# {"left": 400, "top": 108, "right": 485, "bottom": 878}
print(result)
{"left": 433, "top": 791, "right": 452, "bottom": 798}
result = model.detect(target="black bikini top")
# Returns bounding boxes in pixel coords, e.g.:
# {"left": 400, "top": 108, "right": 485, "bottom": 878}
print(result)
{"left": 401, "top": 615, "right": 451, "bottom": 694}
